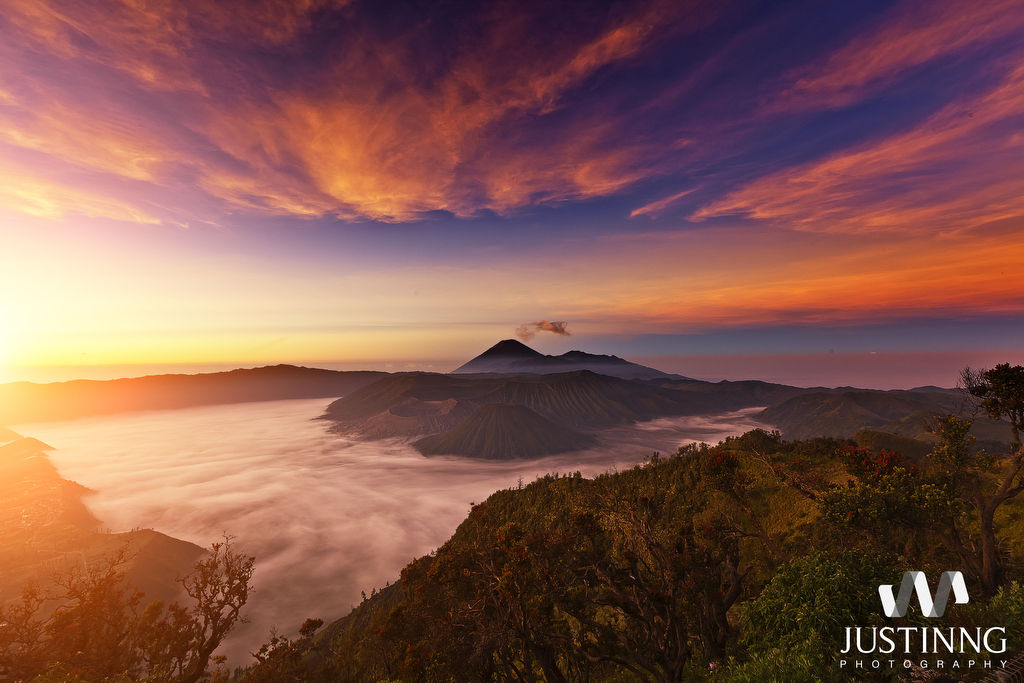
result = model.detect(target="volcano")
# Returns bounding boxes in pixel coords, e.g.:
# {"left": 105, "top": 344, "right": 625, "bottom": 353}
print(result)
{"left": 451, "top": 339, "right": 686, "bottom": 381}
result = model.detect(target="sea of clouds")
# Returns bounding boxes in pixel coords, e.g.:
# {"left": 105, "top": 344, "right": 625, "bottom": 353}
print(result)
{"left": 17, "top": 399, "right": 768, "bottom": 664}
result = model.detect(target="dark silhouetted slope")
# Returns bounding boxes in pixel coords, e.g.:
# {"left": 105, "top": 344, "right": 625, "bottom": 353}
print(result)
{"left": 0, "top": 365, "right": 389, "bottom": 424}
{"left": 481, "top": 370, "right": 711, "bottom": 428}
{"left": 320, "top": 373, "right": 506, "bottom": 437}
{"left": 452, "top": 339, "right": 686, "bottom": 380}
{"left": 0, "top": 435, "right": 205, "bottom": 610}
{"left": 469, "top": 339, "right": 545, "bottom": 362}
{"left": 646, "top": 378, "right": 835, "bottom": 405}
{"left": 321, "top": 370, "right": 723, "bottom": 438}
{"left": 413, "top": 403, "right": 597, "bottom": 459}
{"left": 755, "top": 391, "right": 960, "bottom": 440}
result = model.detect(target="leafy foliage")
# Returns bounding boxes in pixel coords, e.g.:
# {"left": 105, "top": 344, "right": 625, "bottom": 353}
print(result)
{"left": 243, "top": 619, "right": 325, "bottom": 683}
{"left": 0, "top": 538, "right": 253, "bottom": 683}
{"left": 740, "top": 551, "right": 897, "bottom": 652}
{"left": 964, "top": 364, "right": 1024, "bottom": 450}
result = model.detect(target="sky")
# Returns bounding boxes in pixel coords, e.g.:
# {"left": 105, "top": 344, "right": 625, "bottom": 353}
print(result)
{"left": 1, "top": 0, "right": 1023, "bottom": 387}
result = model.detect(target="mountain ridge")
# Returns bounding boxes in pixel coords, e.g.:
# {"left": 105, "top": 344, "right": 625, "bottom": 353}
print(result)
{"left": 0, "top": 365, "right": 389, "bottom": 424}
{"left": 451, "top": 339, "right": 687, "bottom": 381}
{"left": 320, "top": 369, "right": 736, "bottom": 440}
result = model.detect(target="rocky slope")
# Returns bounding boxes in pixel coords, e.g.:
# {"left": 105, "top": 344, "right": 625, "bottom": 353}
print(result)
{"left": 413, "top": 403, "right": 597, "bottom": 459}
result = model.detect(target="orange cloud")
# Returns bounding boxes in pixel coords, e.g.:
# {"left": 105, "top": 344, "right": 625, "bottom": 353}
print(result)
{"left": 535, "top": 225, "right": 1024, "bottom": 330}
{"left": 0, "top": 0, "right": 722, "bottom": 224}
{"left": 630, "top": 187, "right": 697, "bottom": 218}
{"left": 185, "top": 0, "right": 353, "bottom": 47}
{"left": 771, "top": 0, "right": 1024, "bottom": 112}
{"left": 195, "top": 1, "right": 702, "bottom": 221}
{"left": 0, "top": 102, "right": 168, "bottom": 183}
{"left": 0, "top": 0, "right": 352, "bottom": 92}
{"left": 0, "top": 0, "right": 200, "bottom": 92}
{"left": 693, "top": 59, "right": 1024, "bottom": 234}
{"left": 0, "top": 166, "right": 160, "bottom": 223}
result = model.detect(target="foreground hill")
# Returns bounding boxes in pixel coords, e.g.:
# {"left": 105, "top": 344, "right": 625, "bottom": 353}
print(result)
{"left": 288, "top": 424, "right": 1024, "bottom": 683}
{"left": 412, "top": 403, "right": 598, "bottom": 459}
{"left": 451, "top": 339, "right": 687, "bottom": 380}
{"left": 0, "top": 431, "right": 205, "bottom": 608}
{"left": 0, "top": 365, "right": 388, "bottom": 424}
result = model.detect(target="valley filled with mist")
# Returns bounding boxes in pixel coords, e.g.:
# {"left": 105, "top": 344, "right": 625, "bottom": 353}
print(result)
{"left": 13, "top": 398, "right": 771, "bottom": 663}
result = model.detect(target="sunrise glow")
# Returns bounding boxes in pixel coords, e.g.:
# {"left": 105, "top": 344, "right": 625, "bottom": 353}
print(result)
{"left": 1, "top": 0, "right": 1021, "bottom": 385}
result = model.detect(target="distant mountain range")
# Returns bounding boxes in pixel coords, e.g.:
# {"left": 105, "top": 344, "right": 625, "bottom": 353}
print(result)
{"left": 3, "top": 341, "right": 1012, "bottom": 461}
{"left": 753, "top": 388, "right": 1013, "bottom": 449}
{"left": 451, "top": 339, "right": 688, "bottom": 380}
{"left": 0, "top": 365, "right": 388, "bottom": 424}
{"left": 755, "top": 390, "right": 961, "bottom": 441}
{"left": 320, "top": 369, "right": 732, "bottom": 442}
{"left": 322, "top": 341, "right": 1016, "bottom": 459}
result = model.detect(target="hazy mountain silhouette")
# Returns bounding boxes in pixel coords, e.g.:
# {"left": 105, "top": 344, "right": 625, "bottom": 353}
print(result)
{"left": 452, "top": 339, "right": 687, "bottom": 380}
{"left": 320, "top": 369, "right": 736, "bottom": 440}
{"left": 755, "top": 390, "right": 963, "bottom": 441}
{"left": 0, "top": 365, "right": 389, "bottom": 424}
{"left": 413, "top": 403, "right": 597, "bottom": 459}
{"left": 0, "top": 425, "right": 21, "bottom": 443}
{"left": 0, "top": 435, "right": 205, "bottom": 608}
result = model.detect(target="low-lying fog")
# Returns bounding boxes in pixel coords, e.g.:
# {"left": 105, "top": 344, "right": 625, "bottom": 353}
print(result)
{"left": 18, "top": 399, "right": 768, "bottom": 664}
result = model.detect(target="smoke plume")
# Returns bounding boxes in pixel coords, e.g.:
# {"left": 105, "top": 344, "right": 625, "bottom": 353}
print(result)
{"left": 515, "top": 320, "right": 570, "bottom": 341}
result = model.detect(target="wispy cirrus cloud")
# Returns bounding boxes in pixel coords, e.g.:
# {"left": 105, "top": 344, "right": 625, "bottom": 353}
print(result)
{"left": 692, "top": 58, "right": 1024, "bottom": 233}
{"left": 635, "top": 0, "right": 1024, "bottom": 225}
{"left": 0, "top": 164, "right": 161, "bottom": 223}
{"left": 769, "top": 0, "right": 1024, "bottom": 113}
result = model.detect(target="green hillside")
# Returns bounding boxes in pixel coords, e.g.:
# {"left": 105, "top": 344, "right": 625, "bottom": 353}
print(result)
{"left": 241, "top": 417, "right": 1024, "bottom": 683}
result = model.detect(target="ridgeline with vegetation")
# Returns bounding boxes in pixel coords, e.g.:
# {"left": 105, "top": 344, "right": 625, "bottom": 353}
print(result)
{"left": 4, "top": 365, "right": 1024, "bottom": 682}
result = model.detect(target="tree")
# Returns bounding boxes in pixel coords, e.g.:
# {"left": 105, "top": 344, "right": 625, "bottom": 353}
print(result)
{"left": 1, "top": 546, "right": 149, "bottom": 681}
{"left": 818, "top": 444, "right": 954, "bottom": 565}
{"left": 243, "top": 618, "right": 324, "bottom": 683}
{"left": 44, "top": 546, "right": 149, "bottom": 680}
{"left": 0, "top": 537, "right": 254, "bottom": 682}
{"left": 0, "top": 581, "right": 53, "bottom": 681}
{"left": 699, "top": 444, "right": 790, "bottom": 563}
{"left": 953, "top": 364, "right": 1024, "bottom": 594}
{"left": 175, "top": 537, "right": 256, "bottom": 683}
{"left": 730, "top": 550, "right": 898, "bottom": 682}
{"left": 818, "top": 406, "right": 1021, "bottom": 597}
{"left": 963, "top": 364, "right": 1024, "bottom": 452}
